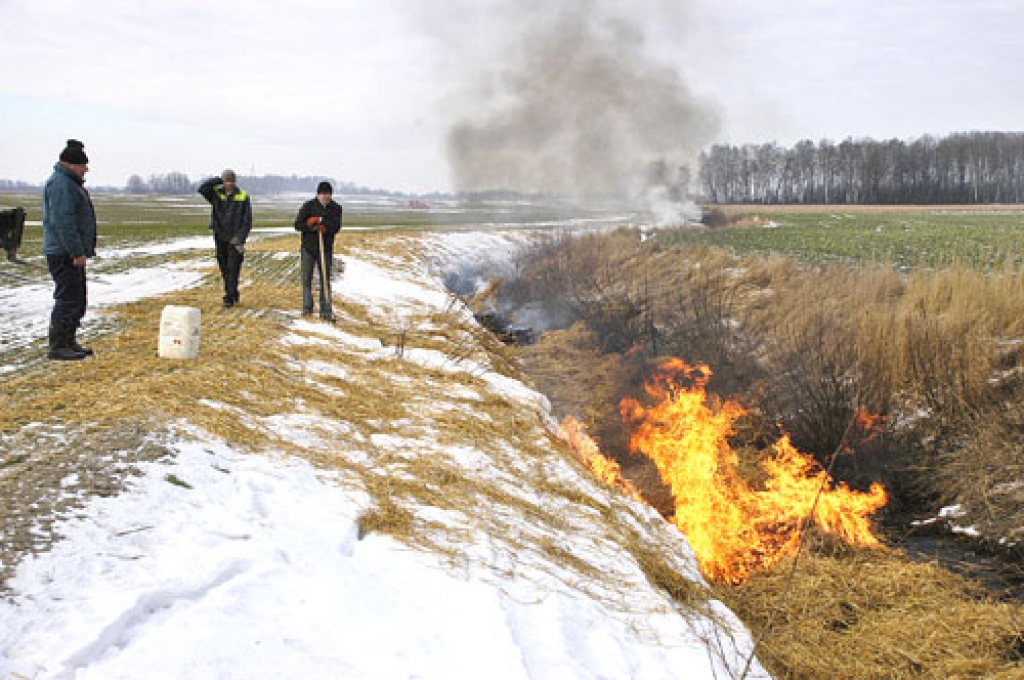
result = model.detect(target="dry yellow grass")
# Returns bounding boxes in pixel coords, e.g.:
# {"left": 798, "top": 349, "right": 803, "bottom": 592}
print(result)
{"left": 719, "top": 549, "right": 1024, "bottom": 679}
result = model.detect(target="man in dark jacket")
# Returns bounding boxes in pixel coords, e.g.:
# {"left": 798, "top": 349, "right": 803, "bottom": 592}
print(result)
{"left": 42, "top": 139, "right": 97, "bottom": 360}
{"left": 293, "top": 181, "right": 343, "bottom": 320}
{"left": 197, "top": 169, "right": 252, "bottom": 308}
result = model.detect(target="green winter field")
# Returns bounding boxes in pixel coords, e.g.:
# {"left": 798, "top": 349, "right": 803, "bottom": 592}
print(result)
{"left": 659, "top": 205, "right": 1024, "bottom": 271}
{"left": 8, "top": 192, "right": 1024, "bottom": 276}
{"left": 1, "top": 191, "right": 629, "bottom": 253}
{"left": 2, "top": 192, "right": 440, "bottom": 248}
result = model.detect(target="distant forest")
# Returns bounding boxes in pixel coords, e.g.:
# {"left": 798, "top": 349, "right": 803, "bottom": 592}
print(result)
{"left": 697, "top": 132, "right": 1024, "bottom": 205}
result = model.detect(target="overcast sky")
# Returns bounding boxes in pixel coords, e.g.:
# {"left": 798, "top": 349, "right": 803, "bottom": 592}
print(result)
{"left": 0, "top": 0, "right": 1021, "bottom": 193}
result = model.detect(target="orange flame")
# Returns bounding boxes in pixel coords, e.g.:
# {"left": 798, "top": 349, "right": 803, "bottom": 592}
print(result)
{"left": 839, "top": 405, "right": 887, "bottom": 453}
{"left": 620, "top": 359, "right": 888, "bottom": 584}
{"left": 557, "top": 416, "right": 643, "bottom": 502}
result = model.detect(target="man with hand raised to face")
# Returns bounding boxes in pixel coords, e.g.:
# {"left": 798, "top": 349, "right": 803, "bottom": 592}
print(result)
{"left": 198, "top": 169, "right": 252, "bottom": 308}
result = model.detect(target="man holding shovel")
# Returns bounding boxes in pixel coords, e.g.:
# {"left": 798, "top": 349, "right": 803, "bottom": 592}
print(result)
{"left": 294, "top": 181, "right": 342, "bottom": 321}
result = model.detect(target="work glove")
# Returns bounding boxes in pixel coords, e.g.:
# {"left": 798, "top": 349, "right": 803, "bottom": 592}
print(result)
{"left": 317, "top": 222, "right": 327, "bottom": 235}
{"left": 305, "top": 216, "right": 321, "bottom": 229}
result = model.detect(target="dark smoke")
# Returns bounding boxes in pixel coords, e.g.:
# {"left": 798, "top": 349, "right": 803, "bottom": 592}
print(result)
{"left": 442, "top": 0, "right": 719, "bottom": 206}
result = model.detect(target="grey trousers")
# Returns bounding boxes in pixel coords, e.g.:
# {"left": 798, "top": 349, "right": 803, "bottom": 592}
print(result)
{"left": 300, "top": 248, "right": 332, "bottom": 315}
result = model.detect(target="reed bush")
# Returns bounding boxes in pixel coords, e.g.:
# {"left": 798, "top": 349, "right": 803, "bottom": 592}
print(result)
{"left": 511, "top": 225, "right": 1024, "bottom": 539}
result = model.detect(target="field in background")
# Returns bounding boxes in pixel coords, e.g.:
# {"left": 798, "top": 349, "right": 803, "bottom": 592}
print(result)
{"left": 661, "top": 204, "right": 1024, "bottom": 270}
{"left": 0, "top": 191, "right": 642, "bottom": 250}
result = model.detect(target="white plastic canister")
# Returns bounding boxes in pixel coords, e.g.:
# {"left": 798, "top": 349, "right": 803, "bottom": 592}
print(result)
{"left": 158, "top": 305, "right": 201, "bottom": 359}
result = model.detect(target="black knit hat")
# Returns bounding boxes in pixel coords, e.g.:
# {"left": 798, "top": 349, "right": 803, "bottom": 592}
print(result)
{"left": 316, "top": 181, "right": 333, "bottom": 195}
{"left": 59, "top": 139, "right": 89, "bottom": 165}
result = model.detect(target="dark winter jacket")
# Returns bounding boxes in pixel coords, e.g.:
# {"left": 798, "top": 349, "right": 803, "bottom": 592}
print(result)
{"left": 294, "top": 197, "right": 343, "bottom": 256}
{"left": 197, "top": 177, "right": 253, "bottom": 243}
{"left": 42, "top": 163, "right": 97, "bottom": 258}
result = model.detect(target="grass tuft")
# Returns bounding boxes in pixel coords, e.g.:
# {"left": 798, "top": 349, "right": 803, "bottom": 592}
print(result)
{"left": 165, "top": 473, "right": 193, "bottom": 489}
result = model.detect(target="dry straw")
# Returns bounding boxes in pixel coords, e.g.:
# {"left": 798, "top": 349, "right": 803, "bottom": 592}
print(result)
{"left": 720, "top": 549, "right": 1024, "bottom": 679}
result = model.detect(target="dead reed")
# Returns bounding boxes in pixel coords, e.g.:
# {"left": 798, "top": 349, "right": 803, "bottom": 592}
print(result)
{"left": 513, "top": 227, "right": 1024, "bottom": 678}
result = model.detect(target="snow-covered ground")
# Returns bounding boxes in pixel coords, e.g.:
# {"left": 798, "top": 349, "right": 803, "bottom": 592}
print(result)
{"left": 0, "top": 229, "right": 770, "bottom": 679}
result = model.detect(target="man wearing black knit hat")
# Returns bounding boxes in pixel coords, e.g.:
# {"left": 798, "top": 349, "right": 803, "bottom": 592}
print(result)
{"left": 293, "top": 181, "right": 343, "bottom": 320}
{"left": 42, "top": 139, "right": 97, "bottom": 360}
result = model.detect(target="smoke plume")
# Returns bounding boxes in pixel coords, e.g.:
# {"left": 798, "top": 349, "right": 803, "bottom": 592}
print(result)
{"left": 441, "top": 0, "right": 719, "bottom": 206}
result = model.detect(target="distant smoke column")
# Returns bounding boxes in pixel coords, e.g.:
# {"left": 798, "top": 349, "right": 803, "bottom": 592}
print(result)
{"left": 444, "top": 0, "right": 718, "bottom": 202}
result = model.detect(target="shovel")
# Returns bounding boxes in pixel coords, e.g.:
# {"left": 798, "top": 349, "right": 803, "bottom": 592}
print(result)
{"left": 318, "top": 227, "right": 335, "bottom": 324}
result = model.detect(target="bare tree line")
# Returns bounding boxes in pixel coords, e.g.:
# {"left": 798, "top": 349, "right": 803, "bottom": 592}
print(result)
{"left": 698, "top": 132, "right": 1024, "bottom": 205}
{"left": 125, "top": 173, "right": 341, "bottom": 196}
{"left": 124, "top": 173, "right": 415, "bottom": 197}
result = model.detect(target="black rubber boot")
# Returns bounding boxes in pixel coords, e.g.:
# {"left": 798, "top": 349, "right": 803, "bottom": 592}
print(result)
{"left": 70, "top": 325, "right": 94, "bottom": 356}
{"left": 48, "top": 324, "right": 86, "bottom": 361}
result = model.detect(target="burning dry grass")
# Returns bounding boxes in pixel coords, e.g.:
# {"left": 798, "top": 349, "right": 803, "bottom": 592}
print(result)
{"left": 515, "top": 228, "right": 1024, "bottom": 676}
{"left": 557, "top": 415, "right": 643, "bottom": 502}
{"left": 618, "top": 358, "right": 888, "bottom": 586}
{"left": 517, "top": 228, "right": 1024, "bottom": 534}
{"left": 720, "top": 549, "right": 1024, "bottom": 679}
